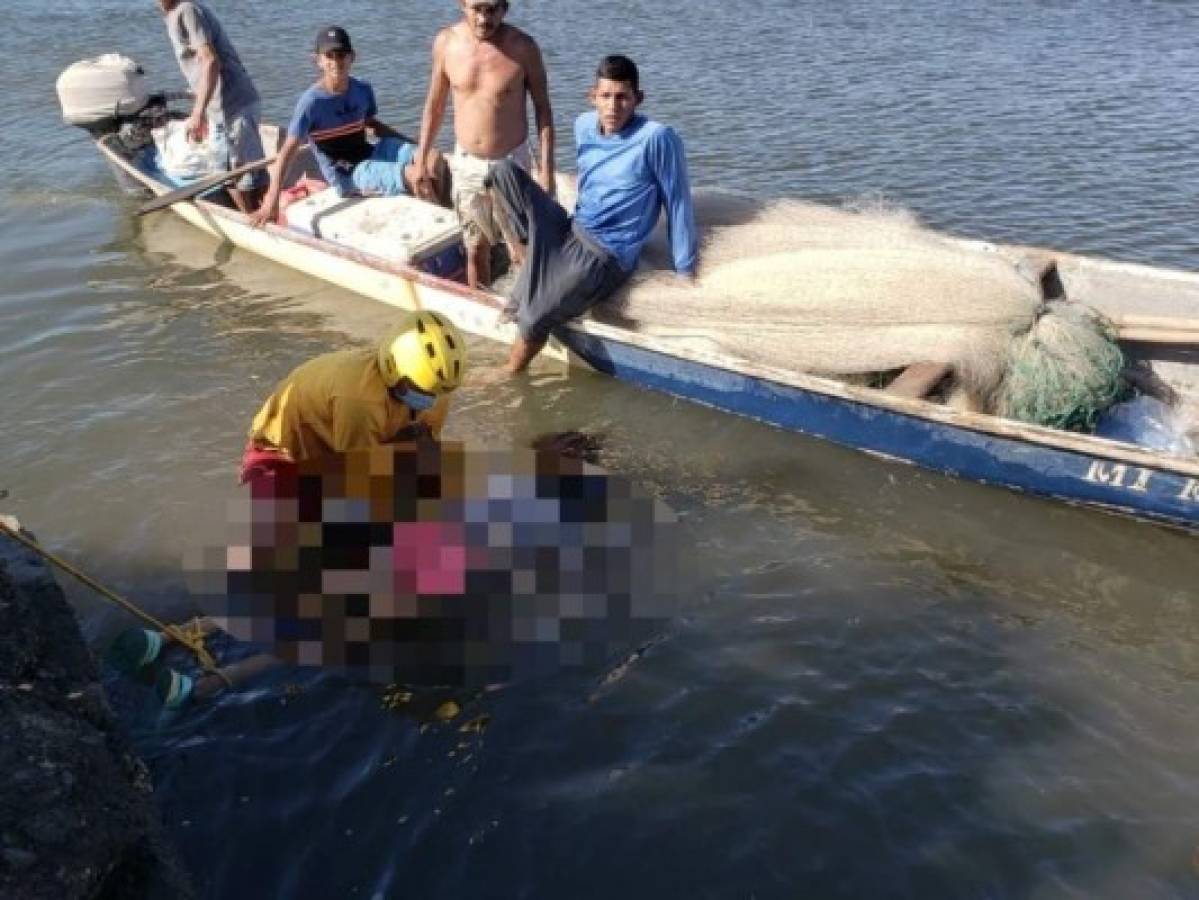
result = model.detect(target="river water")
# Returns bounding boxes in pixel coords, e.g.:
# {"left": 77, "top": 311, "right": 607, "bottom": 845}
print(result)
{"left": 4, "top": 1, "right": 1199, "bottom": 897}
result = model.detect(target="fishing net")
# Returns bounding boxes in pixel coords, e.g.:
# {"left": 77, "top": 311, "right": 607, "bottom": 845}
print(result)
{"left": 996, "top": 301, "right": 1126, "bottom": 431}
{"left": 593, "top": 192, "right": 1125, "bottom": 431}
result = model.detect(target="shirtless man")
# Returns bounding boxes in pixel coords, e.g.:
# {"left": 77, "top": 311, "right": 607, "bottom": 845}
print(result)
{"left": 412, "top": 0, "right": 555, "bottom": 289}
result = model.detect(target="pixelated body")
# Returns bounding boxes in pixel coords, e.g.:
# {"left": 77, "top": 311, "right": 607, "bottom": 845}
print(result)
{"left": 187, "top": 443, "right": 675, "bottom": 686}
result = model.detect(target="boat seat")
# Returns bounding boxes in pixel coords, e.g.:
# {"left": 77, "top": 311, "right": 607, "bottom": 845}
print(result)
{"left": 884, "top": 362, "right": 952, "bottom": 399}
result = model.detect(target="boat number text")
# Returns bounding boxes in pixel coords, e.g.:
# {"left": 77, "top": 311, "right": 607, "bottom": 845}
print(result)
{"left": 1083, "top": 461, "right": 1198, "bottom": 502}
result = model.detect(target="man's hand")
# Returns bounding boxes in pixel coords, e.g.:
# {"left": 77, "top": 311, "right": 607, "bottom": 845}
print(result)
{"left": 184, "top": 110, "right": 208, "bottom": 143}
{"left": 410, "top": 158, "right": 435, "bottom": 201}
{"left": 248, "top": 194, "right": 278, "bottom": 229}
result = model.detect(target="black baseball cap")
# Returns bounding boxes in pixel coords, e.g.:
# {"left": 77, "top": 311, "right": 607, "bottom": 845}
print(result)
{"left": 315, "top": 25, "right": 353, "bottom": 54}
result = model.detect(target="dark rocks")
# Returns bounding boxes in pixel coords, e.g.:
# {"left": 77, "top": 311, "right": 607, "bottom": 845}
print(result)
{"left": 3, "top": 848, "right": 37, "bottom": 870}
{"left": 0, "top": 521, "right": 193, "bottom": 900}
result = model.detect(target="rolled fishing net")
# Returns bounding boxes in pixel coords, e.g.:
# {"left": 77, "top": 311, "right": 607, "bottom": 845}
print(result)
{"left": 996, "top": 301, "right": 1126, "bottom": 432}
{"left": 595, "top": 192, "right": 1125, "bottom": 431}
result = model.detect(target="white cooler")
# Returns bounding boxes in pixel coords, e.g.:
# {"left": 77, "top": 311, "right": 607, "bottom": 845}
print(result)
{"left": 285, "top": 191, "right": 464, "bottom": 267}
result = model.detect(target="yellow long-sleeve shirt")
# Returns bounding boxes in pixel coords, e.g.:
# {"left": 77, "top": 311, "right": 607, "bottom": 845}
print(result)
{"left": 247, "top": 349, "right": 449, "bottom": 463}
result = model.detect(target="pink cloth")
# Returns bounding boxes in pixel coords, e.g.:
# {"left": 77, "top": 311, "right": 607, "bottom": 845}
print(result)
{"left": 392, "top": 522, "right": 467, "bottom": 595}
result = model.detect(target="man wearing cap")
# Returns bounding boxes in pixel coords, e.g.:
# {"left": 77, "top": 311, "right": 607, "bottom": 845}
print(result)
{"left": 411, "top": 0, "right": 555, "bottom": 289}
{"left": 251, "top": 26, "right": 450, "bottom": 228}
{"left": 157, "top": 0, "right": 265, "bottom": 213}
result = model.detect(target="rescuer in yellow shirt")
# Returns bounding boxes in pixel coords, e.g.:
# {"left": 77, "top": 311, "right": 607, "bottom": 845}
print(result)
{"left": 240, "top": 310, "right": 467, "bottom": 483}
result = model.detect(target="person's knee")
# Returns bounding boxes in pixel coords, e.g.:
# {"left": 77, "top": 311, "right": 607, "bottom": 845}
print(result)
{"left": 517, "top": 304, "right": 556, "bottom": 344}
{"left": 485, "top": 158, "right": 525, "bottom": 195}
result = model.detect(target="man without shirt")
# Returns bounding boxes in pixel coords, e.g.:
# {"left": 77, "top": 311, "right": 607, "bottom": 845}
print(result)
{"left": 486, "top": 55, "right": 698, "bottom": 374}
{"left": 157, "top": 0, "right": 265, "bottom": 213}
{"left": 412, "top": 0, "right": 555, "bottom": 289}
{"left": 251, "top": 26, "right": 449, "bottom": 229}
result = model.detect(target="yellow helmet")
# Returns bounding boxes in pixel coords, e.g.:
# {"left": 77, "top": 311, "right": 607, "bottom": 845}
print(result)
{"left": 377, "top": 310, "right": 467, "bottom": 394}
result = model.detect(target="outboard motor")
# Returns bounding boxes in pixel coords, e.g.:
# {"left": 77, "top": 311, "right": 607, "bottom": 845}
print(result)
{"left": 56, "top": 55, "right": 187, "bottom": 153}
{"left": 56, "top": 54, "right": 151, "bottom": 135}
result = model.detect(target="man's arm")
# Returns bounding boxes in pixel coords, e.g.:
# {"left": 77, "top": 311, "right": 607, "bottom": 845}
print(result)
{"left": 186, "top": 44, "right": 218, "bottom": 142}
{"left": 176, "top": 5, "right": 218, "bottom": 142}
{"left": 648, "top": 127, "right": 699, "bottom": 277}
{"left": 412, "top": 30, "right": 452, "bottom": 196}
{"left": 331, "top": 398, "right": 385, "bottom": 452}
{"left": 523, "top": 39, "right": 555, "bottom": 196}
{"left": 249, "top": 134, "right": 302, "bottom": 228}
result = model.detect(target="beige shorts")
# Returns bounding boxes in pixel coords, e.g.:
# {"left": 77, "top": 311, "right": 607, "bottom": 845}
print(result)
{"left": 449, "top": 142, "right": 532, "bottom": 248}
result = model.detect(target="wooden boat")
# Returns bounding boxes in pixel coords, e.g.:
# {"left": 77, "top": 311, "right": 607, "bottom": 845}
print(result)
{"left": 93, "top": 127, "right": 1199, "bottom": 532}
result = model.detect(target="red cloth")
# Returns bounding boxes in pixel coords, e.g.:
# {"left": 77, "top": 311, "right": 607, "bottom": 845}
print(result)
{"left": 277, "top": 176, "right": 329, "bottom": 226}
{"left": 239, "top": 441, "right": 297, "bottom": 497}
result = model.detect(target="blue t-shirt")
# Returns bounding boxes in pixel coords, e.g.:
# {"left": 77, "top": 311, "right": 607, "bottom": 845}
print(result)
{"left": 288, "top": 77, "right": 377, "bottom": 195}
{"left": 572, "top": 111, "right": 698, "bottom": 274}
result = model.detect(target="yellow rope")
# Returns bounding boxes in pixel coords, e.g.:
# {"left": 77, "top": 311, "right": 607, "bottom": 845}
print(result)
{"left": 0, "top": 520, "right": 220, "bottom": 675}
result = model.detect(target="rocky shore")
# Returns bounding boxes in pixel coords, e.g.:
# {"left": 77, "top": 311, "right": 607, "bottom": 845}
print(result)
{"left": 0, "top": 519, "right": 192, "bottom": 900}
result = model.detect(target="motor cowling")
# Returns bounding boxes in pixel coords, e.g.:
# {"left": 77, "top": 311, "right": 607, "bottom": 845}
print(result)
{"left": 56, "top": 54, "right": 150, "bottom": 134}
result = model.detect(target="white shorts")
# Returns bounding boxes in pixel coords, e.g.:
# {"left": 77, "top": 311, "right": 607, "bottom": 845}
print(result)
{"left": 448, "top": 141, "right": 532, "bottom": 248}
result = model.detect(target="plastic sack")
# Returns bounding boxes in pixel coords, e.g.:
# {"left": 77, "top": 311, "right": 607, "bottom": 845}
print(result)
{"left": 1093, "top": 395, "right": 1197, "bottom": 457}
{"left": 152, "top": 120, "right": 227, "bottom": 179}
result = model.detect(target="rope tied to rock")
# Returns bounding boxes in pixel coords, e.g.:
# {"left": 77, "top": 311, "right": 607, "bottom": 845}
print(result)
{"left": 0, "top": 519, "right": 226, "bottom": 680}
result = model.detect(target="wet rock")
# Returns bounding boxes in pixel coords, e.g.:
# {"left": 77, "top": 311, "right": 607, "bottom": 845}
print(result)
{"left": 0, "top": 520, "right": 194, "bottom": 900}
{"left": 3, "top": 847, "right": 37, "bottom": 870}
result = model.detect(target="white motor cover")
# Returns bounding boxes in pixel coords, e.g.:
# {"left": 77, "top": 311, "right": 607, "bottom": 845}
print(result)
{"left": 56, "top": 54, "right": 149, "bottom": 126}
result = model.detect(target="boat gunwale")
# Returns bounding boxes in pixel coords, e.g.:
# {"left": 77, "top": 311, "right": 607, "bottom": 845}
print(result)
{"left": 97, "top": 136, "right": 1199, "bottom": 481}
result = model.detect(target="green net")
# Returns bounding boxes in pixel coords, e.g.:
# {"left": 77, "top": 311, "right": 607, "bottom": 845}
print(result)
{"left": 997, "top": 301, "right": 1127, "bottom": 432}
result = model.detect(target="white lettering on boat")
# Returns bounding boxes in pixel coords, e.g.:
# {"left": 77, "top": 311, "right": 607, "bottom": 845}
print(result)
{"left": 1084, "top": 461, "right": 1128, "bottom": 488}
{"left": 1180, "top": 479, "right": 1199, "bottom": 502}
{"left": 1128, "top": 468, "right": 1153, "bottom": 494}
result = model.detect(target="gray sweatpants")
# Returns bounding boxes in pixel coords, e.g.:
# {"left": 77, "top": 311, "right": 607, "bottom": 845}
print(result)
{"left": 487, "top": 160, "right": 627, "bottom": 342}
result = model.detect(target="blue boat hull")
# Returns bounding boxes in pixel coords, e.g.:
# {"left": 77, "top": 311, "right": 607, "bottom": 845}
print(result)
{"left": 100, "top": 136, "right": 1198, "bottom": 531}
{"left": 560, "top": 329, "right": 1199, "bottom": 531}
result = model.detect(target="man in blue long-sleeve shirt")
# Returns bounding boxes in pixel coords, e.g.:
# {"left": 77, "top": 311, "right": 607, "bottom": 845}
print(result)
{"left": 487, "top": 54, "right": 698, "bottom": 373}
